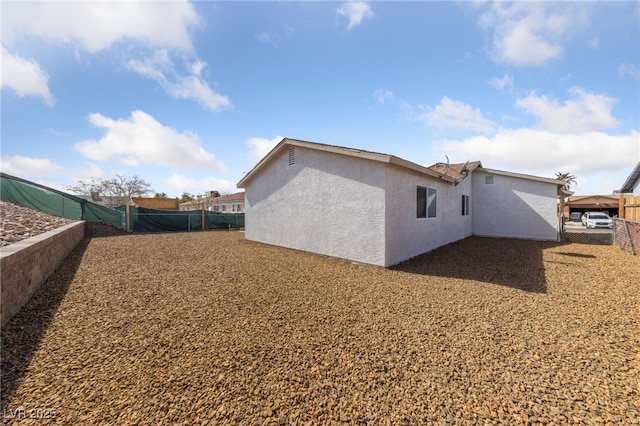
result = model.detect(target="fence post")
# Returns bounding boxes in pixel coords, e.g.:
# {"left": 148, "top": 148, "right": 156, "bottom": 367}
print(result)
{"left": 202, "top": 205, "right": 205, "bottom": 231}
{"left": 126, "top": 205, "right": 131, "bottom": 232}
{"left": 624, "top": 220, "right": 636, "bottom": 255}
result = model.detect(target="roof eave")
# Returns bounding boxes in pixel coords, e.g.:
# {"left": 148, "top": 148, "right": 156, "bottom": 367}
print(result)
{"left": 237, "top": 138, "right": 289, "bottom": 188}
{"left": 389, "top": 156, "right": 456, "bottom": 183}
{"left": 237, "top": 138, "right": 458, "bottom": 187}
{"left": 479, "top": 167, "right": 566, "bottom": 187}
{"left": 620, "top": 162, "right": 640, "bottom": 193}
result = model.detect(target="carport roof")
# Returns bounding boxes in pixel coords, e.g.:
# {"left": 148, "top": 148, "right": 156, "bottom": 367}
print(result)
{"left": 566, "top": 195, "right": 619, "bottom": 209}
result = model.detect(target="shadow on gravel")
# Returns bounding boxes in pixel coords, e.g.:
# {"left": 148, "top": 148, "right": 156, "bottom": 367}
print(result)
{"left": 556, "top": 252, "right": 596, "bottom": 259}
{"left": 1, "top": 237, "right": 90, "bottom": 411}
{"left": 391, "top": 236, "right": 561, "bottom": 293}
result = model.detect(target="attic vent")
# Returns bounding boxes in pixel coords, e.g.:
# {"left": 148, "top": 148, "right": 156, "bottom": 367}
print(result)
{"left": 485, "top": 175, "right": 494, "bottom": 184}
{"left": 288, "top": 147, "right": 295, "bottom": 165}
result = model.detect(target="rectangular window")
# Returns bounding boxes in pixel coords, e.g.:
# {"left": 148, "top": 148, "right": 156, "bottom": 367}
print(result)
{"left": 427, "top": 187, "right": 437, "bottom": 218}
{"left": 462, "top": 195, "right": 470, "bottom": 216}
{"left": 417, "top": 186, "right": 437, "bottom": 218}
{"left": 236, "top": 204, "right": 242, "bottom": 212}
{"left": 417, "top": 186, "right": 427, "bottom": 218}
{"left": 485, "top": 175, "right": 494, "bottom": 184}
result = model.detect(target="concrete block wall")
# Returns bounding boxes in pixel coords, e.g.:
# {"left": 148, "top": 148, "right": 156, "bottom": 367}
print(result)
{"left": 85, "top": 221, "right": 127, "bottom": 237}
{"left": 1, "top": 221, "right": 85, "bottom": 327}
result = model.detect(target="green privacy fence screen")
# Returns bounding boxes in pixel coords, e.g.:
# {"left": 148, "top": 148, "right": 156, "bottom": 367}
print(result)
{"left": 120, "top": 206, "right": 244, "bottom": 232}
{"left": 1, "top": 172, "right": 124, "bottom": 228}
{"left": 1, "top": 173, "right": 244, "bottom": 233}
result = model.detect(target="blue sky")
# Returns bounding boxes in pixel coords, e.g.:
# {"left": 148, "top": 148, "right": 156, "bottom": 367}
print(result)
{"left": 2, "top": 1, "right": 639, "bottom": 198}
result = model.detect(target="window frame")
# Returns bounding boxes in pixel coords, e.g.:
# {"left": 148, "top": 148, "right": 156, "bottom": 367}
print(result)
{"left": 417, "top": 186, "right": 427, "bottom": 218}
{"left": 427, "top": 187, "right": 437, "bottom": 218}
{"left": 417, "top": 186, "right": 437, "bottom": 219}
{"left": 461, "top": 194, "right": 470, "bottom": 216}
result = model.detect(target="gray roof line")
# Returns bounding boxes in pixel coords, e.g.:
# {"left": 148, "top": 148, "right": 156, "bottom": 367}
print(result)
{"left": 620, "top": 162, "right": 640, "bottom": 193}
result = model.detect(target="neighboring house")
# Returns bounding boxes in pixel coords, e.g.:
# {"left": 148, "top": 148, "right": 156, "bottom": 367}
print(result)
{"left": 180, "top": 192, "right": 245, "bottom": 213}
{"left": 132, "top": 197, "right": 179, "bottom": 210}
{"left": 619, "top": 162, "right": 640, "bottom": 195}
{"left": 237, "top": 138, "right": 566, "bottom": 267}
{"left": 86, "top": 194, "right": 127, "bottom": 208}
{"left": 618, "top": 162, "right": 640, "bottom": 221}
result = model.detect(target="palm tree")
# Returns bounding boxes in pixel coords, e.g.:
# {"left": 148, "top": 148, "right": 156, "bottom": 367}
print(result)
{"left": 555, "top": 172, "right": 577, "bottom": 221}
{"left": 555, "top": 172, "right": 577, "bottom": 190}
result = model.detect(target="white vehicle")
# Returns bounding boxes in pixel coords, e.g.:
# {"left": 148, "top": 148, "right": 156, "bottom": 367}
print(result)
{"left": 581, "top": 212, "right": 613, "bottom": 229}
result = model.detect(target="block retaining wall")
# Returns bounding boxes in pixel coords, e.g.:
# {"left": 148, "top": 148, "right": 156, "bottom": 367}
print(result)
{"left": 1, "top": 221, "right": 85, "bottom": 326}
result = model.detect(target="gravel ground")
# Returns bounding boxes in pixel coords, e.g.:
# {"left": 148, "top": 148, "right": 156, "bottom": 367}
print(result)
{"left": 2, "top": 231, "right": 639, "bottom": 425}
{"left": 0, "top": 201, "right": 77, "bottom": 247}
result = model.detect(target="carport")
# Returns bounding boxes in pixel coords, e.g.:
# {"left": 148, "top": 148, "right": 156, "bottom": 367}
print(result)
{"left": 565, "top": 195, "right": 620, "bottom": 218}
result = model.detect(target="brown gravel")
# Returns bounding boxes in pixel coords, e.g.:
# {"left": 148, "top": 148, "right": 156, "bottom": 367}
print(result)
{"left": 0, "top": 201, "right": 77, "bottom": 247}
{"left": 2, "top": 231, "right": 639, "bottom": 425}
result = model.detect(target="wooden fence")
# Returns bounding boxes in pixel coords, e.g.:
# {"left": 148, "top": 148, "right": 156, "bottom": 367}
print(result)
{"left": 619, "top": 195, "right": 640, "bottom": 221}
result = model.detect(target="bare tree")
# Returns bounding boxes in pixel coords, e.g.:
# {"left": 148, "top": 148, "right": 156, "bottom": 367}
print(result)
{"left": 67, "top": 174, "right": 153, "bottom": 207}
{"left": 66, "top": 178, "right": 105, "bottom": 201}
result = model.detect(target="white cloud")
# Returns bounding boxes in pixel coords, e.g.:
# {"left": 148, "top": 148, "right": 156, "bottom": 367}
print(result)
{"left": 69, "top": 162, "right": 105, "bottom": 184}
{"left": 373, "top": 88, "right": 393, "bottom": 105}
{"left": 2, "top": 1, "right": 199, "bottom": 53}
{"left": 1, "top": 46, "right": 54, "bottom": 107}
{"left": 337, "top": 2, "right": 374, "bottom": 30}
{"left": 166, "top": 172, "right": 237, "bottom": 195}
{"left": 2, "top": 2, "right": 226, "bottom": 112}
{"left": 256, "top": 32, "right": 275, "bottom": 45}
{"left": 477, "top": 2, "right": 589, "bottom": 66}
{"left": 74, "top": 110, "right": 227, "bottom": 171}
{"left": 488, "top": 73, "right": 513, "bottom": 92}
{"left": 619, "top": 62, "right": 640, "bottom": 80}
{"left": 435, "top": 128, "right": 639, "bottom": 179}
{"left": 0, "top": 155, "right": 63, "bottom": 178}
{"left": 246, "top": 136, "right": 284, "bottom": 163}
{"left": 516, "top": 87, "right": 619, "bottom": 133}
{"left": 255, "top": 25, "right": 295, "bottom": 47}
{"left": 126, "top": 50, "right": 232, "bottom": 112}
{"left": 418, "top": 97, "right": 495, "bottom": 134}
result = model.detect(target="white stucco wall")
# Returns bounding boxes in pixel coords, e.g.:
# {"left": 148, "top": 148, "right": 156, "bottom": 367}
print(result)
{"left": 384, "top": 165, "right": 473, "bottom": 266}
{"left": 472, "top": 170, "right": 559, "bottom": 241}
{"left": 244, "top": 146, "right": 387, "bottom": 266}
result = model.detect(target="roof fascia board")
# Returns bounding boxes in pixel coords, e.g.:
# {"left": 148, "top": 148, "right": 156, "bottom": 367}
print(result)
{"left": 238, "top": 138, "right": 455, "bottom": 187}
{"left": 286, "top": 139, "right": 393, "bottom": 163}
{"left": 479, "top": 167, "right": 565, "bottom": 186}
{"left": 292, "top": 139, "right": 453, "bottom": 182}
{"left": 388, "top": 156, "right": 456, "bottom": 182}
{"left": 620, "top": 162, "right": 640, "bottom": 193}
{"left": 237, "top": 138, "right": 289, "bottom": 188}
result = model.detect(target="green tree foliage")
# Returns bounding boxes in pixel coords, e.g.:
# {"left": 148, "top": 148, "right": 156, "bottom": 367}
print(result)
{"left": 555, "top": 172, "right": 577, "bottom": 190}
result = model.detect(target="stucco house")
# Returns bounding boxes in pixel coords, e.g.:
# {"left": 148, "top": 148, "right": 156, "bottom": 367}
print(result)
{"left": 180, "top": 191, "right": 245, "bottom": 213}
{"left": 237, "top": 138, "right": 566, "bottom": 267}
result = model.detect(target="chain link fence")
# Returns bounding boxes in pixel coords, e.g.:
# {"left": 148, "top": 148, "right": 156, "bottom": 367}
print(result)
{"left": 564, "top": 229, "right": 614, "bottom": 245}
{"left": 562, "top": 218, "right": 639, "bottom": 255}
{"left": 614, "top": 218, "right": 639, "bottom": 255}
